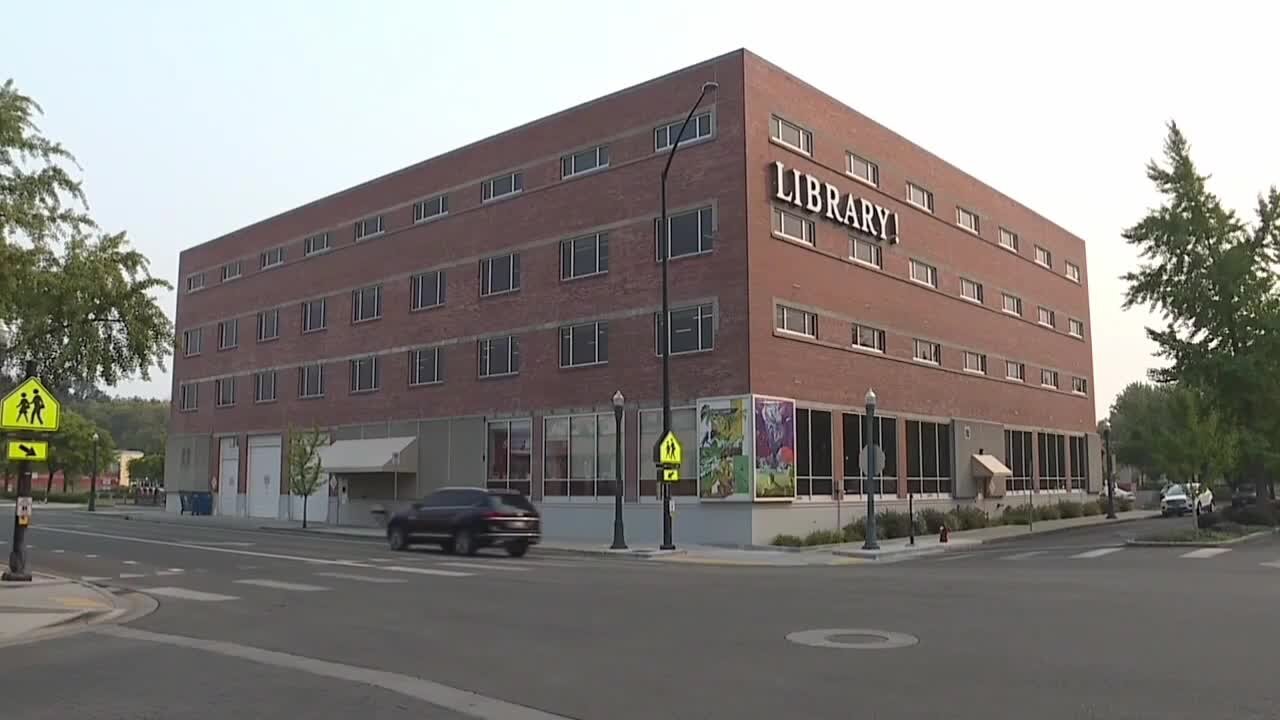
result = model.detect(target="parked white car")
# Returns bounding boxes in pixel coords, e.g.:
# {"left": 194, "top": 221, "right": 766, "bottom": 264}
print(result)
{"left": 1160, "top": 483, "right": 1214, "bottom": 517}
{"left": 1099, "top": 485, "right": 1136, "bottom": 502}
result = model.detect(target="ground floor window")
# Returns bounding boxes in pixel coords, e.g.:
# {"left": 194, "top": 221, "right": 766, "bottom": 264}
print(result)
{"left": 1038, "top": 432, "right": 1067, "bottom": 491}
{"left": 639, "top": 407, "right": 697, "bottom": 497}
{"left": 842, "top": 412, "right": 898, "bottom": 496}
{"left": 543, "top": 413, "right": 619, "bottom": 499}
{"left": 1069, "top": 435, "right": 1088, "bottom": 490}
{"left": 1005, "top": 429, "right": 1033, "bottom": 493}
{"left": 906, "top": 420, "right": 952, "bottom": 496}
{"left": 487, "top": 419, "right": 531, "bottom": 496}
{"left": 795, "top": 408, "right": 833, "bottom": 498}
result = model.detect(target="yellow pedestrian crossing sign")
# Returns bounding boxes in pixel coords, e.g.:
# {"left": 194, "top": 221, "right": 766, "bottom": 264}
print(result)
{"left": 658, "top": 431, "right": 683, "bottom": 466}
{"left": 1, "top": 377, "right": 61, "bottom": 432}
{"left": 662, "top": 468, "right": 680, "bottom": 484}
{"left": 7, "top": 440, "right": 48, "bottom": 462}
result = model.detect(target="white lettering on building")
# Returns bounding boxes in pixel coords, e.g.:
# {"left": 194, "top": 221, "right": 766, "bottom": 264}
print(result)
{"left": 773, "top": 161, "right": 900, "bottom": 243}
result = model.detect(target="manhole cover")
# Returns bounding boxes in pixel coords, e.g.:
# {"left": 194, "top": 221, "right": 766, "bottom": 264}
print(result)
{"left": 786, "top": 628, "right": 919, "bottom": 650}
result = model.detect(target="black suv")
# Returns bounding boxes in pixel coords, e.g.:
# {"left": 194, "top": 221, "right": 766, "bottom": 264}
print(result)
{"left": 385, "top": 487, "right": 540, "bottom": 557}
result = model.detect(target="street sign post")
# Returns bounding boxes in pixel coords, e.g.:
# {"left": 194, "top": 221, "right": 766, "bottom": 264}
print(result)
{"left": 6, "top": 440, "right": 47, "bottom": 462}
{"left": 4, "top": 365, "right": 61, "bottom": 582}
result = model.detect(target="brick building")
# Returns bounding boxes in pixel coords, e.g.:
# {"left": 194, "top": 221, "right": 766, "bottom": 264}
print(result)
{"left": 165, "top": 49, "right": 1100, "bottom": 545}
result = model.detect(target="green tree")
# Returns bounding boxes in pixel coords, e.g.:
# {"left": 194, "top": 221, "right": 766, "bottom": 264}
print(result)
{"left": 74, "top": 397, "right": 168, "bottom": 454}
{"left": 44, "top": 409, "right": 114, "bottom": 496}
{"left": 1109, "top": 382, "right": 1169, "bottom": 481}
{"left": 287, "top": 426, "right": 328, "bottom": 528}
{"left": 127, "top": 453, "right": 164, "bottom": 485}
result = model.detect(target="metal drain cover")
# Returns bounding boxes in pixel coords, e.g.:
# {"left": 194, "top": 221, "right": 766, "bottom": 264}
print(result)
{"left": 785, "top": 628, "right": 919, "bottom": 650}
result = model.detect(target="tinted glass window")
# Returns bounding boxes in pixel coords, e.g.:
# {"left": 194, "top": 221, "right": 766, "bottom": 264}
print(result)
{"left": 489, "top": 493, "right": 535, "bottom": 513}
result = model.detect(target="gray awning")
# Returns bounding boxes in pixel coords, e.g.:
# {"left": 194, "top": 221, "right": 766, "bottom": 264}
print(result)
{"left": 971, "top": 454, "right": 1012, "bottom": 479}
{"left": 318, "top": 436, "right": 416, "bottom": 474}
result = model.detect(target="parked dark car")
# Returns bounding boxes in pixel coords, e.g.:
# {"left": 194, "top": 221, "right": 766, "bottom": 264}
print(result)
{"left": 385, "top": 487, "right": 540, "bottom": 557}
{"left": 1231, "top": 483, "right": 1259, "bottom": 509}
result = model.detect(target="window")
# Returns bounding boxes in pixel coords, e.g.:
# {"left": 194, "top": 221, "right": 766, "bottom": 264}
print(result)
{"left": 999, "top": 227, "right": 1020, "bottom": 252}
{"left": 543, "top": 413, "right": 620, "bottom": 498}
{"left": 656, "top": 304, "right": 715, "bottom": 355}
{"left": 1006, "top": 360, "right": 1026, "bottom": 382}
{"left": 215, "top": 377, "right": 236, "bottom": 407}
{"left": 254, "top": 370, "right": 277, "bottom": 403}
{"left": 218, "top": 319, "right": 239, "bottom": 350}
{"left": 843, "top": 411, "right": 898, "bottom": 496}
{"left": 487, "top": 419, "right": 532, "bottom": 496}
{"left": 479, "top": 253, "right": 520, "bottom": 296}
{"left": 221, "top": 261, "right": 242, "bottom": 282}
{"left": 1072, "top": 376, "right": 1089, "bottom": 395}
{"left": 960, "top": 277, "right": 984, "bottom": 303}
{"left": 182, "top": 328, "right": 203, "bottom": 357}
{"left": 910, "top": 259, "right": 938, "bottom": 288}
{"left": 1068, "top": 318, "right": 1085, "bottom": 338}
{"left": 913, "top": 339, "right": 941, "bottom": 364}
{"left": 906, "top": 419, "right": 952, "bottom": 496}
{"left": 260, "top": 247, "right": 285, "bottom": 269}
{"left": 906, "top": 182, "right": 934, "bottom": 213}
{"left": 479, "top": 335, "right": 519, "bottom": 377}
{"left": 354, "top": 215, "right": 384, "bottom": 241}
{"left": 795, "top": 409, "right": 833, "bottom": 498}
{"left": 560, "top": 233, "right": 609, "bottom": 280}
{"left": 413, "top": 194, "right": 448, "bottom": 223}
{"left": 1069, "top": 436, "right": 1088, "bottom": 490}
{"left": 963, "top": 351, "right": 987, "bottom": 374}
{"left": 639, "top": 408, "right": 698, "bottom": 497}
{"left": 769, "top": 115, "right": 813, "bottom": 155}
{"left": 776, "top": 305, "right": 817, "bottom": 338}
{"left": 1001, "top": 292, "right": 1023, "bottom": 316}
{"left": 410, "top": 270, "right": 445, "bottom": 310}
{"left": 1065, "top": 261, "right": 1081, "bottom": 283}
{"left": 256, "top": 309, "right": 279, "bottom": 342}
{"left": 656, "top": 206, "right": 714, "bottom": 259}
{"left": 559, "top": 321, "right": 608, "bottom": 367}
{"left": 1037, "top": 306, "right": 1056, "bottom": 328}
{"left": 1038, "top": 432, "right": 1068, "bottom": 491}
{"left": 846, "top": 152, "right": 879, "bottom": 186}
{"left": 303, "top": 232, "right": 330, "bottom": 256}
{"left": 178, "top": 382, "right": 198, "bottom": 412}
{"left": 654, "top": 111, "right": 712, "bottom": 151}
{"left": 1034, "top": 245, "right": 1053, "bottom": 268}
{"left": 482, "top": 172, "right": 523, "bottom": 201}
{"left": 561, "top": 145, "right": 610, "bottom": 178}
{"left": 1041, "top": 368, "right": 1060, "bottom": 389}
{"left": 771, "top": 207, "right": 815, "bottom": 245}
{"left": 298, "top": 364, "right": 324, "bottom": 398}
{"left": 186, "top": 273, "right": 206, "bottom": 293}
{"left": 1004, "top": 429, "right": 1034, "bottom": 492}
{"left": 852, "top": 323, "right": 885, "bottom": 352}
{"left": 956, "top": 207, "right": 981, "bottom": 234}
{"left": 302, "top": 299, "right": 327, "bottom": 333}
{"left": 350, "top": 356, "right": 379, "bottom": 393}
{"left": 409, "top": 347, "right": 442, "bottom": 386}
{"left": 850, "top": 236, "right": 883, "bottom": 268}
{"left": 352, "top": 285, "right": 383, "bottom": 323}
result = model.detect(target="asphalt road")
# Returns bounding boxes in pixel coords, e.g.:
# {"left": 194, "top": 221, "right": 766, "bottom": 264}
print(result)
{"left": 2, "top": 510, "right": 1279, "bottom": 719}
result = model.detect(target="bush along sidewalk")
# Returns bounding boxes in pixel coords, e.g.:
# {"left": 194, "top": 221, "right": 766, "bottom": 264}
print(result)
{"left": 1132, "top": 503, "right": 1280, "bottom": 545}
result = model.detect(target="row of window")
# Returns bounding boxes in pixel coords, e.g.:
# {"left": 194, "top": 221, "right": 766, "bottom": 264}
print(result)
{"left": 185, "top": 111, "right": 718, "bottom": 294}
{"left": 774, "top": 305, "right": 1089, "bottom": 395}
{"left": 768, "top": 113, "right": 1083, "bottom": 284}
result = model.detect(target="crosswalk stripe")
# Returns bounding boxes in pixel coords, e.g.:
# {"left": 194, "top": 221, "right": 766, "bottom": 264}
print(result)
{"left": 81, "top": 576, "right": 110, "bottom": 582}
{"left": 315, "top": 572, "right": 408, "bottom": 584}
{"left": 1260, "top": 561, "right": 1280, "bottom": 569}
{"left": 234, "top": 579, "right": 329, "bottom": 592}
{"left": 147, "top": 587, "right": 239, "bottom": 602}
{"left": 382, "top": 565, "right": 472, "bottom": 578}
{"left": 157, "top": 569, "right": 185, "bottom": 576}
{"left": 439, "top": 562, "right": 529, "bottom": 572}
{"left": 1001, "top": 550, "right": 1047, "bottom": 560}
{"left": 1071, "top": 548, "right": 1124, "bottom": 559}
{"left": 52, "top": 549, "right": 64, "bottom": 554}
{"left": 1181, "top": 548, "right": 1231, "bottom": 559}
{"left": 933, "top": 553, "right": 976, "bottom": 562}
{"left": 119, "top": 573, "right": 146, "bottom": 579}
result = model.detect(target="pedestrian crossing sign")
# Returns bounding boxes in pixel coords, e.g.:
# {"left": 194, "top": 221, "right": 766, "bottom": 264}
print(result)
{"left": 657, "top": 431, "right": 682, "bottom": 466}
{"left": 1, "top": 377, "right": 60, "bottom": 432}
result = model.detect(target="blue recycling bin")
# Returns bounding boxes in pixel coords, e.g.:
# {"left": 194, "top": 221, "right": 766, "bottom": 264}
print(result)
{"left": 192, "top": 491, "right": 213, "bottom": 515}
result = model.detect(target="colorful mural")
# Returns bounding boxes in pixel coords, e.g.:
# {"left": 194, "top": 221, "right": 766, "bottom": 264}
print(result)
{"left": 697, "top": 398, "right": 752, "bottom": 499}
{"left": 753, "top": 397, "right": 796, "bottom": 499}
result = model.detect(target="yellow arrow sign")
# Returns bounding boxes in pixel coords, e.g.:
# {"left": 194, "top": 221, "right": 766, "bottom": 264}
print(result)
{"left": 0, "top": 377, "right": 61, "bottom": 432}
{"left": 7, "top": 440, "right": 48, "bottom": 462}
{"left": 658, "top": 431, "right": 683, "bottom": 466}
{"left": 662, "top": 468, "right": 680, "bottom": 484}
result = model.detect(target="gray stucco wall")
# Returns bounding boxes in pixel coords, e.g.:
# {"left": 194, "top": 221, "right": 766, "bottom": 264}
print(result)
{"left": 951, "top": 418, "right": 1006, "bottom": 499}
{"left": 1087, "top": 433, "right": 1104, "bottom": 493}
{"left": 164, "top": 434, "right": 209, "bottom": 492}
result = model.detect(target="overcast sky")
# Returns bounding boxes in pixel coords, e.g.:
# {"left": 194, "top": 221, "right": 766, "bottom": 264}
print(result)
{"left": 6, "top": 1, "right": 1277, "bottom": 419}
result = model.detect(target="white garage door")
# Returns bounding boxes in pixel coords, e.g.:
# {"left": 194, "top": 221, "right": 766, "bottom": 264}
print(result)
{"left": 218, "top": 437, "right": 239, "bottom": 516}
{"left": 246, "top": 435, "right": 282, "bottom": 519}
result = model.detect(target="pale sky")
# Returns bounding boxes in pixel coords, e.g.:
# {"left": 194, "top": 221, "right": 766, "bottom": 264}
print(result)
{"left": 6, "top": 1, "right": 1277, "bottom": 420}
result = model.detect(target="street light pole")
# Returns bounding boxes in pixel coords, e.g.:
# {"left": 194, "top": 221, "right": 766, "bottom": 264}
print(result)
{"left": 88, "top": 431, "right": 99, "bottom": 512}
{"left": 862, "top": 389, "right": 880, "bottom": 551}
{"left": 611, "top": 390, "right": 626, "bottom": 549}
{"left": 1103, "top": 421, "right": 1117, "bottom": 519}
{"left": 657, "top": 79, "right": 717, "bottom": 552}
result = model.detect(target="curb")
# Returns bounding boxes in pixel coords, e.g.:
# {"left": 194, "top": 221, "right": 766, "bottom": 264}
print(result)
{"left": 974, "top": 514, "right": 1160, "bottom": 546}
{"left": 0, "top": 576, "right": 130, "bottom": 649}
{"left": 1124, "top": 529, "right": 1275, "bottom": 548}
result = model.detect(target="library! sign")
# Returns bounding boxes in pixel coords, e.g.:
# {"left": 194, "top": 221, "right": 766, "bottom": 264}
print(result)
{"left": 772, "top": 161, "right": 900, "bottom": 243}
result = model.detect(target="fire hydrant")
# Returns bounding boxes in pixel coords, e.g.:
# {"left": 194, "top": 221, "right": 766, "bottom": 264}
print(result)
{"left": 939, "top": 525, "right": 950, "bottom": 544}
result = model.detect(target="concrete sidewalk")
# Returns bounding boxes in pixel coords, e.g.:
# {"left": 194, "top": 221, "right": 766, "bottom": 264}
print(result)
{"left": 0, "top": 574, "right": 122, "bottom": 645}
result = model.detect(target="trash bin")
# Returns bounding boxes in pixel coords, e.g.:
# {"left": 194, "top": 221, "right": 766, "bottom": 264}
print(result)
{"left": 193, "top": 492, "right": 213, "bottom": 516}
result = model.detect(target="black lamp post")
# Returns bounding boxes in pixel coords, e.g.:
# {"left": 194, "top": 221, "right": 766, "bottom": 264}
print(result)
{"left": 862, "top": 388, "right": 880, "bottom": 551}
{"left": 88, "top": 431, "right": 99, "bottom": 512}
{"left": 656, "top": 79, "right": 718, "bottom": 552}
{"left": 1102, "top": 420, "right": 1116, "bottom": 519}
{"left": 610, "top": 390, "right": 627, "bottom": 550}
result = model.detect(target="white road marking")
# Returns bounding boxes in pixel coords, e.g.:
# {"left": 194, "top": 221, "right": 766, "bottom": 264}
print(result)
{"left": 1181, "top": 547, "right": 1231, "bottom": 559}
{"left": 156, "top": 569, "right": 185, "bottom": 576}
{"left": 1001, "top": 551, "right": 1047, "bottom": 560}
{"left": 315, "top": 572, "right": 408, "bottom": 584}
{"left": 118, "top": 573, "right": 146, "bottom": 579}
{"left": 41, "top": 527, "right": 391, "bottom": 570}
{"left": 122, "top": 560, "right": 139, "bottom": 565}
{"left": 52, "top": 549, "right": 64, "bottom": 554}
{"left": 932, "top": 553, "right": 976, "bottom": 562}
{"left": 80, "top": 576, "right": 111, "bottom": 582}
{"left": 234, "top": 579, "right": 329, "bottom": 592}
{"left": 367, "top": 558, "right": 399, "bottom": 563}
{"left": 146, "top": 587, "right": 239, "bottom": 602}
{"left": 440, "top": 561, "right": 529, "bottom": 572}
{"left": 185, "top": 541, "right": 255, "bottom": 547}
{"left": 382, "top": 565, "right": 472, "bottom": 578}
{"left": 1071, "top": 548, "right": 1124, "bottom": 559}
{"left": 85, "top": 554, "right": 98, "bottom": 558}
{"left": 1261, "top": 561, "right": 1280, "bottom": 569}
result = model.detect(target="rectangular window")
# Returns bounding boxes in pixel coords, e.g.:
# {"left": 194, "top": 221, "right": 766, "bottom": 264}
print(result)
{"left": 410, "top": 270, "right": 446, "bottom": 310}
{"left": 1035, "top": 245, "right": 1053, "bottom": 268}
{"left": 1037, "top": 306, "right": 1056, "bottom": 328}
{"left": 303, "top": 232, "right": 331, "bottom": 256}
{"left": 215, "top": 377, "right": 236, "bottom": 407}
{"left": 349, "top": 356, "right": 379, "bottom": 393}
{"left": 1001, "top": 292, "right": 1023, "bottom": 316}
{"left": 559, "top": 321, "right": 608, "bottom": 367}
{"left": 302, "top": 298, "right": 327, "bottom": 333}
{"left": 352, "top": 285, "right": 383, "bottom": 323}
{"left": 479, "top": 253, "right": 520, "bottom": 296}
{"left": 654, "top": 111, "right": 712, "bottom": 151}
{"left": 846, "top": 152, "right": 879, "bottom": 186}
{"left": 354, "top": 215, "right": 384, "bottom": 241}
{"left": 1072, "top": 376, "right": 1089, "bottom": 395}
{"left": 963, "top": 351, "right": 987, "bottom": 374}
{"left": 771, "top": 207, "right": 816, "bottom": 245}
{"left": 409, "top": 347, "right": 442, "bottom": 386}
{"left": 906, "top": 182, "right": 934, "bottom": 213}
{"left": 1041, "top": 368, "right": 1060, "bottom": 389}
{"left": 1038, "top": 432, "right": 1068, "bottom": 491}
{"left": 1006, "top": 360, "right": 1026, "bottom": 382}
{"left": 178, "top": 382, "right": 198, "bottom": 412}
{"left": 218, "top": 319, "right": 239, "bottom": 350}
{"left": 795, "top": 408, "right": 834, "bottom": 498}
{"left": 481, "top": 171, "right": 523, "bottom": 202}
{"left": 413, "top": 194, "right": 449, "bottom": 223}
{"left": 256, "top": 309, "right": 279, "bottom": 342}
{"left": 1068, "top": 318, "right": 1085, "bottom": 338}
{"left": 478, "top": 335, "right": 520, "bottom": 377}
{"left": 182, "top": 328, "right": 203, "bottom": 357}
{"left": 186, "top": 273, "right": 206, "bottom": 293}
{"left": 999, "top": 227, "right": 1020, "bottom": 252}
{"left": 776, "top": 305, "right": 818, "bottom": 338}
{"left": 960, "top": 277, "right": 984, "bottom": 303}
{"left": 852, "top": 323, "right": 885, "bottom": 352}
{"left": 639, "top": 408, "right": 698, "bottom": 498}
{"left": 656, "top": 304, "right": 715, "bottom": 355}
{"left": 220, "top": 261, "right": 242, "bottom": 282}
{"left": 298, "top": 364, "right": 324, "bottom": 398}
{"left": 1065, "top": 261, "right": 1081, "bottom": 283}
{"left": 1004, "top": 429, "right": 1034, "bottom": 492}
{"left": 1069, "top": 435, "right": 1088, "bottom": 490}
{"left": 656, "top": 206, "right": 714, "bottom": 260}
{"left": 486, "top": 419, "right": 533, "bottom": 496}
{"left": 254, "top": 370, "right": 277, "bottom": 403}
{"left": 906, "top": 419, "right": 952, "bottom": 496}
{"left": 913, "top": 339, "right": 941, "bottom": 364}
{"left": 843, "top": 412, "right": 898, "bottom": 496}
{"left": 260, "top": 247, "right": 285, "bottom": 269}
{"left": 850, "top": 237, "right": 883, "bottom": 268}
{"left": 560, "top": 233, "right": 609, "bottom": 280}
{"left": 542, "top": 413, "right": 620, "bottom": 499}
{"left": 769, "top": 115, "right": 813, "bottom": 155}
{"left": 956, "top": 207, "right": 981, "bottom": 234}
{"left": 561, "top": 145, "right": 610, "bottom": 178}
{"left": 909, "top": 259, "right": 938, "bottom": 288}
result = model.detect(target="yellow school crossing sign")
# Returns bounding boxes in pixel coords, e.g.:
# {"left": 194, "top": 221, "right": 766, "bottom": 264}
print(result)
{"left": 1, "top": 377, "right": 61, "bottom": 433}
{"left": 658, "top": 431, "right": 683, "bottom": 466}
{"left": 7, "top": 440, "right": 47, "bottom": 462}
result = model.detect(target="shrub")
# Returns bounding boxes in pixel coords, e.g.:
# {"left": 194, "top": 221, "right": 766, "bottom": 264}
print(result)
{"left": 917, "top": 508, "right": 957, "bottom": 534}
{"left": 1034, "top": 504, "right": 1062, "bottom": 521}
{"left": 1118, "top": 497, "right": 1135, "bottom": 512}
{"left": 951, "top": 506, "right": 989, "bottom": 530}
{"left": 1057, "top": 500, "right": 1084, "bottom": 519}
{"left": 803, "top": 529, "right": 846, "bottom": 546}
{"left": 1082, "top": 500, "right": 1102, "bottom": 516}
{"left": 843, "top": 517, "right": 884, "bottom": 542}
{"left": 877, "top": 510, "right": 917, "bottom": 539}
{"left": 1002, "top": 504, "right": 1032, "bottom": 525}
{"left": 772, "top": 534, "right": 805, "bottom": 547}
{"left": 1197, "top": 511, "right": 1222, "bottom": 530}
{"left": 1224, "top": 504, "right": 1277, "bottom": 527}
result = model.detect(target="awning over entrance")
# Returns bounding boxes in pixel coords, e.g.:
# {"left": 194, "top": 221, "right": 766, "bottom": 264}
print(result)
{"left": 971, "top": 453, "right": 1012, "bottom": 498}
{"left": 318, "top": 436, "right": 416, "bottom": 474}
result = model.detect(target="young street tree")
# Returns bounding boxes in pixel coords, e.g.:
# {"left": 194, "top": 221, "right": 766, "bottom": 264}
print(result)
{"left": 45, "top": 408, "right": 114, "bottom": 496}
{"left": 126, "top": 453, "right": 164, "bottom": 485}
{"left": 288, "top": 426, "right": 328, "bottom": 529}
